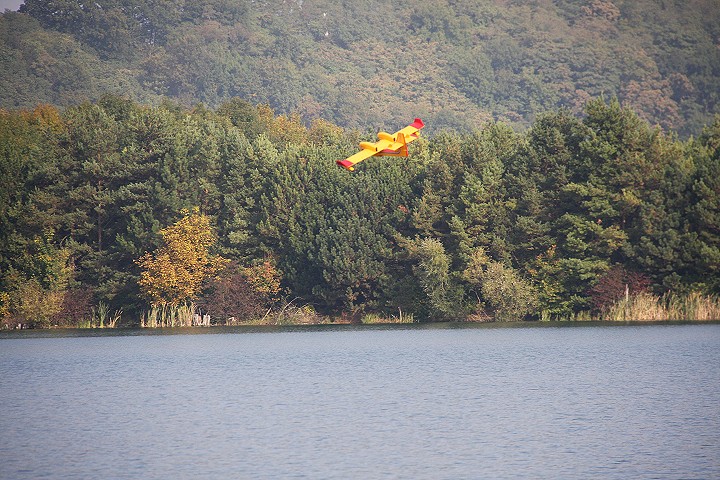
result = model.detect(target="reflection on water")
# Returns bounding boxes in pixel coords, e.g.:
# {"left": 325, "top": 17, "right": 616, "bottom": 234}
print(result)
{"left": 1, "top": 324, "right": 719, "bottom": 479}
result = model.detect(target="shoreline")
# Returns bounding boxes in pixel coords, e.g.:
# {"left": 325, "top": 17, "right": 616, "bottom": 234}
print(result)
{"left": 3, "top": 319, "right": 719, "bottom": 338}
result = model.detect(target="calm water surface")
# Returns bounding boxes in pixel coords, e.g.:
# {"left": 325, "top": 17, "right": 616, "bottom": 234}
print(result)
{"left": 1, "top": 323, "right": 718, "bottom": 479}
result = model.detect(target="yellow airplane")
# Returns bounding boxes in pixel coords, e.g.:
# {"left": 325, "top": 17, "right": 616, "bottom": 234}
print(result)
{"left": 336, "top": 118, "right": 425, "bottom": 171}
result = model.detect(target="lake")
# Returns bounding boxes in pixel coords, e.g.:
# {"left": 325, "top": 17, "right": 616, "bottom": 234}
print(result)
{"left": 1, "top": 323, "right": 718, "bottom": 479}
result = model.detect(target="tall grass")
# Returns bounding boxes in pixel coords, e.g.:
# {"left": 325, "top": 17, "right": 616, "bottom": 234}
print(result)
{"left": 140, "top": 302, "right": 209, "bottom": 327}
{"left": 361, "top": 309, "right": 416, "bottom": 324}
{"left": 77, "top": 302, "right": 122, "bottom": 328}
{"left": 602, "top": 292, "right": 720, "bottom": 321}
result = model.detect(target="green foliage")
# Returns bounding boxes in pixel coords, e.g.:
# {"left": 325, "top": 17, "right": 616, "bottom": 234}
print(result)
{"left": 1, "top": 231, "right": 73, "bottom": 327}
{"left": 410, "top": 237, "right": 464, "bottom": 320}
{"left": 475, "top": 261, "right": 538, "bottom": 322}
{"left": 0, "top": 96, "right": 717, "bottom": 326}
{"left": 2, "top": 1, "right": 719, "bottom": 136}
{"left": 462, "top": 248, "right": 538, "bottom": 321}
{"left": 689, "top": 116, "right": 720, "bottom": 293}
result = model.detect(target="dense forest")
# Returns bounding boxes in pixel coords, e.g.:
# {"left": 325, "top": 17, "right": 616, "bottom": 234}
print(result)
{"left": 1, "top": 96, "right": 719, "bottom": 327}
{"left": 1, "top": 0, "right": 720, "bottom": 137}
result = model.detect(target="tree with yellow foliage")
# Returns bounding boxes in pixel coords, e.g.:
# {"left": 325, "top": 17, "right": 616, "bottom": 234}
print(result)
{"left": 136, "top": 208, "right": 227, "bottom": 306}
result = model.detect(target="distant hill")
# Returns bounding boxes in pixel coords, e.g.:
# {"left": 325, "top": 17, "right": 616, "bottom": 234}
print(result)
{"left": 1, "top": 0, "right": 719, "bottom": 136}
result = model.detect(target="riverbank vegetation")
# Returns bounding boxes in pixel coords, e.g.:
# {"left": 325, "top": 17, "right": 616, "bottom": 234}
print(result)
{"left": 600, "top": 292, "right": 720, "bottom": 322}
{"left": 1, "top": 96, "right": 719, "bottom": 328}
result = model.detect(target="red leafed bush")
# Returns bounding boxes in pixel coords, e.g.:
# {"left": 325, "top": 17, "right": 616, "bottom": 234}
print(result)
{"left": 589, "top": 265, "right": 650, "bottom": 312}
{"left": 52, "top": 288, "right": 94, "bottom": 327}
{"left": 199, "top": 260, "right": 282, "bottom": 323}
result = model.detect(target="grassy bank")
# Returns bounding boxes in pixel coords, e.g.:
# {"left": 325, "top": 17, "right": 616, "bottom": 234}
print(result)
{"left": 600, "top": 292, "right": 720, "bottom": 322}
{"left": 4, "top": 293, "right": 719, "bottom": 329}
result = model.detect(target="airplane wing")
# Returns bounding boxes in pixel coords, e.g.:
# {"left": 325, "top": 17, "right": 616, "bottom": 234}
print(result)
{"left": 337, "top": 148, "right": 378, "bottom": 171}
{"left": 390, "top": 118, "right": 425, "bottom": 147}
{"left": 336, "top": 118, "right": 425, "bottom": 171}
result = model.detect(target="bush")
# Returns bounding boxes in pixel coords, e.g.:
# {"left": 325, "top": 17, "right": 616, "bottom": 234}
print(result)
{"left": 590, "top": 265, "right": 650, "bottom": 312}
{"left": 51, "top": 287, "right": 94, "bottom": 327}
{"left": 479, "top": 261, "right": 539, "bottom": 321}
{"left": 199, "top": 260, "right": 282, "bottom": 323}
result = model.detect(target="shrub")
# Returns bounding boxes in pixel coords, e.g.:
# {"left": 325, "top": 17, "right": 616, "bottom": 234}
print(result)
{"left": 199, "top": 260, "right": 282, "bottom": 323}
{"left": 479, "top": 261, "right": 539, "bottom": 321}
{"left": 51, "top": 287, "right": 94, "bottom": 327}
{"left": 590, "top": 265, "right": 650, "bottom": 312}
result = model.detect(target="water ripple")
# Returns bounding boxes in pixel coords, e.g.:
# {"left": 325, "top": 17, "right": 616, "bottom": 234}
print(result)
{"left": 1, "top": 324, "right": 718, "bottom": 479}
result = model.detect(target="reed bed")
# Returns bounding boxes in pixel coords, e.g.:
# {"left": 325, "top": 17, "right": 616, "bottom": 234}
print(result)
{"left": 76, "top": 302, "right": 122, "bottom": 328}
{"left": 361, "top": 309, "right": 416, "bottom": 324}
{"left": 140, "top": 303, "right": 209, "bottom": 327}
{"left": 602, "top": 292, "right": 720, "bottom": 321}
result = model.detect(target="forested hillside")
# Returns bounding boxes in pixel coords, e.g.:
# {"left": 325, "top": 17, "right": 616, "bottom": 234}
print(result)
{"left": 1, "top": 0, "right": 719, "bottom": 137}
{"left": 2, "top": 97, "right": 719, "bottom": 326}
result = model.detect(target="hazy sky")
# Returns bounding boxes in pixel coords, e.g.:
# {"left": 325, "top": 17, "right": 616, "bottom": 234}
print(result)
{"left": 0, "top": 0, "right": 23, "bottom": 11}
